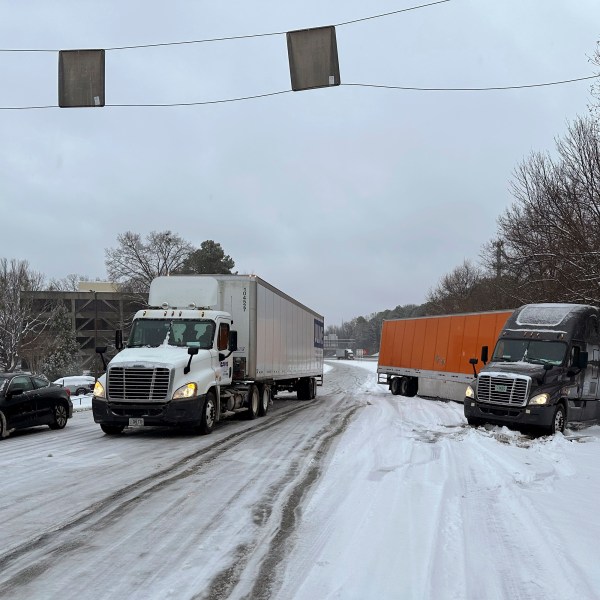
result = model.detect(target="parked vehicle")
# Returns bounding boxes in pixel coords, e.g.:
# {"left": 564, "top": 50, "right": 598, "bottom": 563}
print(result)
{"left": 0, "top": 373, "right": 73, "bottom": 438}
{"left": 53, "top": 375, "right": 95, "bottom": 396}
{"left": 465, "top": 303, "right": 600, "bottom": 434}
{"left": 93, "top": 275, "right": 324, "bottom": 435}
{"left": 377, "top": 310, "right": 513, "bottom": 401}
{"left": 336, "top": 348, "right": 354, "bottom": 360}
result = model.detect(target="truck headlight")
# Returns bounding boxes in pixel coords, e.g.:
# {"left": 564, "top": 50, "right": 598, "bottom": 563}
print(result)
{"left": 173, "top": 383, "right": 198, "bottom": 400}
{"left": 93, "top": 380, "right": 106, "bottom": 399}
{"left": 528, "top": 393, "right": 550, "bottom": 405}
{"left": 465, "top": 385, "right": 475, "bottom": 399}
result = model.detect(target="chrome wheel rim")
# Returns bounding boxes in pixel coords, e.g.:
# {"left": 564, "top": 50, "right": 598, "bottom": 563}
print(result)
{"left": 55, "top": 405, "right": 68, "bottom": 427}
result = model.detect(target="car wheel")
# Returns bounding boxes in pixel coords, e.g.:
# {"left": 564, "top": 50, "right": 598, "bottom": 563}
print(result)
{"left": 75, "top": 387, "right": 87, "bottom": 395}
{"left": 101, "top": 424, "right": 125, "bottom": 435}
{"left": 0, "top": 410, "right": 8, "bottom": 439}
{"left": 49, "top": 402, "right": 69, "bottom": 430}
{"left": 550, "top": 404, "right": 566, "bottom": 434}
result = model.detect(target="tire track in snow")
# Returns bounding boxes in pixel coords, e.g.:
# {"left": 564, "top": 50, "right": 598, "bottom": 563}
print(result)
{"left": 0, "top": 401, "right": 317, "bottom": 595}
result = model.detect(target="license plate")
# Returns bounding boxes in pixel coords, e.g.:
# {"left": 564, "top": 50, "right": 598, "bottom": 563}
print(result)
{"left": 494, "top": 385, "right": 508, "bottom": 393}
{"left": 129, "top": 418, "right": 144, "bottom": 427}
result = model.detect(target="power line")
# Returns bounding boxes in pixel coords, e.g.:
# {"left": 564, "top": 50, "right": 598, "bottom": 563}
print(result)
{"left": 0, "top": 74, "right": 597, "bottom": 110}
{"left": 343, "top": 75, "right": 600, "bottom": 92}
{"left": 0, "top": 0, "right": 451, "bottom": 53}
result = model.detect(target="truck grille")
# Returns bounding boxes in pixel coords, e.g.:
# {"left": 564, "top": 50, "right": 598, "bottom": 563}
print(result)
{"left": 108, "top": 367, "right": 171, "bottom": 401}
{"left": 477, "top": 374, "right": 530, "bottom": 406}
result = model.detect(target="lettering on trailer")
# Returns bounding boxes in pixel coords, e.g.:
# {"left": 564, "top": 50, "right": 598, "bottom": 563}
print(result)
{"left": 314, "top": 319, "right": 324, "bottom": 348}
{"left": 242, "top": 287, "right": 247, "bottom": 312}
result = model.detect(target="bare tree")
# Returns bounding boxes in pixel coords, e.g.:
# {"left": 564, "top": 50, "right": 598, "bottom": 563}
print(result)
{"left": 591, "top": 40, "right": 600, "bottom": 119}
{"left": 105, "top": 231, "right": 193, "bottom": 293}
{"left": 425, "top": 260, "right": 483, "bottom": 314}
{"left": 494, "top": 116, "right": 600, "bottom": 304}
{"left": 0, "top": 259, "right": 53, "bottom": 371}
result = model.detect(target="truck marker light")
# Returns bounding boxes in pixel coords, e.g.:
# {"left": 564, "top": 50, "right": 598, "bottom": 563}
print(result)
{"left": 526, "top": 409, "right": 531, "bottom": 414}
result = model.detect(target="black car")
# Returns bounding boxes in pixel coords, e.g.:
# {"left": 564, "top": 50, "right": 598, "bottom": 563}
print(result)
{"left": 0, "top": 373, "right": 73, "bottom": 439}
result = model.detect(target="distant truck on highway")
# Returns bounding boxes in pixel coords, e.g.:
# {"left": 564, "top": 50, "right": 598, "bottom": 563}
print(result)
{"left": 93, "top": 275, "right": 324, "bottom": 435}
{"left": 336, "top": 348, "right": 354, "bottom": 360}
{"left": 465, "top": 303, "right": 600, "bottom": 434}
{"left": 377, "top": 310, "right": 512, "bottom": 400}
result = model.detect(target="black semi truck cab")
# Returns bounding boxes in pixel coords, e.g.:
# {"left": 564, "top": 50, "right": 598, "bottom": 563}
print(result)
{"left": 464, "top": 303, "right": 599, "bottom": 434}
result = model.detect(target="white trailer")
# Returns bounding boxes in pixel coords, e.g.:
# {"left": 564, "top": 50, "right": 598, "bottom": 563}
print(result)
{"left": 92, "top": 275, "right": 324, "bottom": 435}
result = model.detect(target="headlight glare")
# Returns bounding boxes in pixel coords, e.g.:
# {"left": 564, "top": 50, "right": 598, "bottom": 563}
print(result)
{"left": 528, "top": 393, "right": 550, "bottom": 405}
{"left": 173, "top": 383, "right": 198, "bottom": 400}
{"left": 465, "top": 385, "right": 475, "bottom": 399}
{"left": 93, "top": 380, "right": 106, "bottom": 399}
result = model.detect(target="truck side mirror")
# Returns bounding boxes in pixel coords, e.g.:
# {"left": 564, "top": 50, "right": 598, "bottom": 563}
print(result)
{"left": 184, "top": 347, "right": 199, "bottom": 375}
{"left": 229, "top": 330, "right": 238, "bottom": 352}
{"left": 95, "top": 346, "right": 108, "bottom": 370}
{"left": 469, "top": 357, "right": 479, "bottom": 377}
{"left": 115, "top": 329, "right": 123, "bottom": 351}
{"left": 481, "top": 346, "right": 489, "bottom": 365}
{"left": 578, "top": 351, "right": 589, "bottom": 369}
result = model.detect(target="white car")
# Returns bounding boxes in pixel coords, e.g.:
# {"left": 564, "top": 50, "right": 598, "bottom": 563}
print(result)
{"left": 53, "top": 376, "right": 95, "bottom": 396}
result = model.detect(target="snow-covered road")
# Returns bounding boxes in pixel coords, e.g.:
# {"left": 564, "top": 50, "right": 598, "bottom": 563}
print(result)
{"left": 1, "top": 360, "right": 600, "bottom": 600}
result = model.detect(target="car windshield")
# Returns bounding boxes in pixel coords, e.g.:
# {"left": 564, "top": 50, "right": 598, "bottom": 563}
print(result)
{"left": 492, "top": 339, "right": 567, "bottom": 366}
{"left": 127, "top": 319, "right": 215, "bottom": 349}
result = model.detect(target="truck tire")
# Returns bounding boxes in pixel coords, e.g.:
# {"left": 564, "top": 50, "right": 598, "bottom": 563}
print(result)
{"left": 390, "top": 378, "right": 402, "bottom": 396}
{"left": 258, "top": 385, "right": 270, "bottom": 417}
{"left": 310, "top": 378, "right": 317, "bottom": 400}
{"left": 400, "top": 378, "right": 410, "bottom": 396}
{"left": 100, "top": 424, "right": 125, "bottom": 435}
{"left": 246, "top": 385, "right": 259, "bottom": 420}
{"left": 198, "top": 391, "right": 217, "bottom": 434}
{"left": 297, "top": 378, "right": 311, "bottom": 401}
{"left": 549, "top": 403, "right": 566, "bottom": 434}
{"left": 407, "top": 378, "right": 418, "bottom": 397}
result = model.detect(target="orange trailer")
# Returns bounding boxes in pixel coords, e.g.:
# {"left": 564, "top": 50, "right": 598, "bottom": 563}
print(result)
{"left": 377, "top": 309, "right": 513, "bottom": 402}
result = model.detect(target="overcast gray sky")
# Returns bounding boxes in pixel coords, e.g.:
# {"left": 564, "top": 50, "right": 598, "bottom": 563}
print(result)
{"left": 1, "top": 0, "right": 598, "bottom": 326}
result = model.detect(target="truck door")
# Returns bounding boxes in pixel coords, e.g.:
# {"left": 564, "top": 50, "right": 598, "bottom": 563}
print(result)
{"left": 215, "top": 321, "right": 233, "bottom": 387}
{"left": 581, "top": 316, "right": 600, "bottom": 421}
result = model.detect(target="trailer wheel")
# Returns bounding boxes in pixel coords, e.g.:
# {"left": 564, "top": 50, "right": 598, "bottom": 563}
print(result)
{"left": 258, "top": 385, "right": 270, "bottom": 417}
{"left": 390, "top": 378, "right": 402, "bottom": 396}
{"left": 406, "top": 378, "right": 418, "bottom": 397}
{"left": 247, "top": 385, "right": 259, "bottom": 420}
{"left": 297, "top": 378, "right": 311, "bottom": 401}
{"left": 399, "top": 378, "right": 410, "bottom": 396}
{"left": 310, "top": 378, "right": 317, "bottom": 400}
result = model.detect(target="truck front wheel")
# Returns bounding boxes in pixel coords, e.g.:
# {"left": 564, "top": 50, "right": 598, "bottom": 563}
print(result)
{"left": 101, "top": 424, "right": 124, "bottom": 435}
{"left": 549, "top": 403, "right": 566, "bottom": 435}
{"left": 198, "top": 391, "right": 217, "bottom": 434}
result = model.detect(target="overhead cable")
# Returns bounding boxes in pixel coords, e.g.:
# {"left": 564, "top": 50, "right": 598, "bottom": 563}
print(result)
{"left": 0, "top": 0, "right": 451, "bottom": 53}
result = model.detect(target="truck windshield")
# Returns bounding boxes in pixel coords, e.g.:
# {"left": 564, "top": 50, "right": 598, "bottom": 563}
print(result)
{"left": 492, "top": 339, "right": 567, "bottom": 366}
{"left": 128, "top": 319, "right": 215, "bottom": 349}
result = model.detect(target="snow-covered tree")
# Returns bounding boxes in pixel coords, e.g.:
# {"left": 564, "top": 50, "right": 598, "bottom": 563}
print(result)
{"left": 0, "top": 258, "right": 51, "bottom": 371}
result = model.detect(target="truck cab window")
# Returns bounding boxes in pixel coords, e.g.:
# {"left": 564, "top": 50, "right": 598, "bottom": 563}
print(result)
{"left": 218, "top": 323, "right": 229, "bottom": 351}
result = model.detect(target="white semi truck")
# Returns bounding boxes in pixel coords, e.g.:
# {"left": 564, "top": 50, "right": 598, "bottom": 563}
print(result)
{"left": 92, "top": 275, "right": 324, "bottom": 435}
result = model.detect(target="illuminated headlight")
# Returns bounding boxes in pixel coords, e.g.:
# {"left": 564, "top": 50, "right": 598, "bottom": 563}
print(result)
{"left": 93, "top": 380, "right": 106, "bottom": 399}
{"left": 173, "top": 383, "right": 198, "bottom": 400}
{"left": 465, "top": 385, "right": 475, "bottom": 399}
{"left": 528, "top": 393, "right": 550, "bottom": 405}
